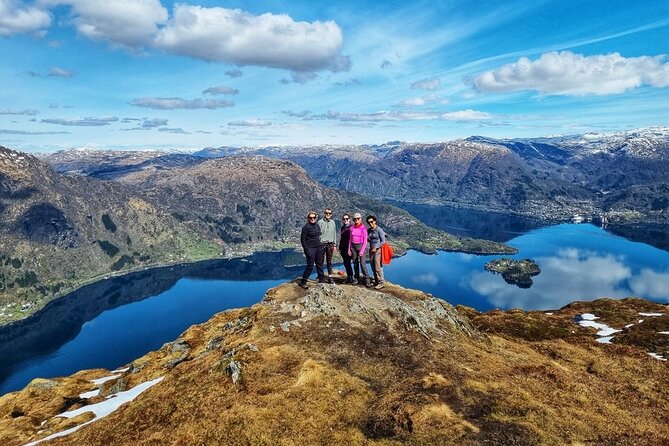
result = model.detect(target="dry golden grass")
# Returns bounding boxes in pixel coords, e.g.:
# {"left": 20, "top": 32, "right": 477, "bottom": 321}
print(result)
{"left": 2, "top": 283, "right": 668, "bottom": 446}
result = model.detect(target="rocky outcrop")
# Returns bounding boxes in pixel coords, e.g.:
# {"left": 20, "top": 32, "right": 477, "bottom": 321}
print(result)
{"left": 484, "top": 258, "right": 541, "bottom": 288}
{"left": 2, "top": 282, "right": 668, "bottom": 446}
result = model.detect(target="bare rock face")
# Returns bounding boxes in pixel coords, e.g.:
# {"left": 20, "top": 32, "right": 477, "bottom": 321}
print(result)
{"left": 269, "top": 283, "right": 481, "bottom": 340}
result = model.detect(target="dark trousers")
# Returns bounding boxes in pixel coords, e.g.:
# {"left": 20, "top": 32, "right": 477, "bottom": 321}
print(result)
{"left": 322, "top": 242, "right": 335, "bottom": 274}
{"left": 340, "top": 248, "right": 353, "bottom": 279}
{"left": 301, "top": 246, "right": 325, "bottom": 283}
{"left": 350, "top": 243, "right": 369, "bottom": 280}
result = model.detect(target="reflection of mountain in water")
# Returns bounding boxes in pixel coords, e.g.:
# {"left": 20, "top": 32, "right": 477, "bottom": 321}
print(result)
{"left": 608, "top": 224, "right": 669, "bottom": 253}
{"left": 391, "top": 201, "right": 542, "bottom": 242}
{"left": 0, "top": 250, "right": 301, "bottom": 381}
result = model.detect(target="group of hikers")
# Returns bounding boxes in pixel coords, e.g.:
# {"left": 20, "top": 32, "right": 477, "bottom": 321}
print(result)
{"left": 300, "top": 208, "right": 388, "bottom": 290}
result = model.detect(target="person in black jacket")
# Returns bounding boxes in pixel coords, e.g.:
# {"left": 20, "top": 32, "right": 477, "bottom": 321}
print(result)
{"left": 299, "top": 211, "right": 328, "bottom": 288}
{"left": 339, "top": 213, "right": 354, "bottom": 283}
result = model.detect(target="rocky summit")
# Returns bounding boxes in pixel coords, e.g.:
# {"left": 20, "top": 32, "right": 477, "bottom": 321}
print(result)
{"left": 2, "top": 280, "right": 667, "bottom": 445}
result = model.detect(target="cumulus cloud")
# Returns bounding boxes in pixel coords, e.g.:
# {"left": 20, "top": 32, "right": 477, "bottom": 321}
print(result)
{"left": 49, "top": 66, "right": 75, "bottom": 77}
{"left": 411, "top": 77, "right": 441, "bottom": 91}
{"left": 41, "top": 116, "right": 119, "bottom": 126}
{"left": 202, "top": 85, "right": 239, "bottom": 96}
{"left": 42, "top": 0, "right": 168, "bottom": 48}
{"left": 0, "top": 0, "right": 51, "bottom": 36}
{"left": 154, "top": 4, "right": 350, "bottom": 73}
{"left": 285, "top": 109, "right": 491, "bottom": 122}
{"left": 228, "top": 119, "right": 272, "bottom": 127}
{"left": 0, "top": 108, "right": 39, "bottom": 115}
{"left": 471, "top": 51, "right": 669, "bottom": 96}
{"left": 129, "top": 97, "right": 234, "bottom": 110}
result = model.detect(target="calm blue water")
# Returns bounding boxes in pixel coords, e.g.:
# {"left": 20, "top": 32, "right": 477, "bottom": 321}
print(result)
{"left": 1, "top": 218, "right": 668, "bottom": 395}
{"left": 386, "top": 223, "right": 669, "bottom": 311}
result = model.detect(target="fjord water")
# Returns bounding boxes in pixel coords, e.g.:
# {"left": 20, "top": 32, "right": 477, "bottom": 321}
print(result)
{"left": 1, "top": 211, "right": 668, "bottom": 395}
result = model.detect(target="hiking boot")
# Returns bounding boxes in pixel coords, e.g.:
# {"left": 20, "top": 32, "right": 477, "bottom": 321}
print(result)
{"left": 365, "top": 278, "right": 372, "bottom": 287}
{"left": 374, "top": 283, "right": 385, "bottom": 290}
{"left": 298, "top": 281, "right": 308, "bottom": 289}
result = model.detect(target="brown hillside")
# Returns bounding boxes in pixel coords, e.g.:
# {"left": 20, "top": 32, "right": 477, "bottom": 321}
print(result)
{"left": 2, "top": 281, "right": 668, "bottom": 446}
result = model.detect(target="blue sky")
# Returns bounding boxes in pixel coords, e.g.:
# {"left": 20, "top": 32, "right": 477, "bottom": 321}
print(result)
{"left": 1, "top": 0, "right": 668, "bottom": 152}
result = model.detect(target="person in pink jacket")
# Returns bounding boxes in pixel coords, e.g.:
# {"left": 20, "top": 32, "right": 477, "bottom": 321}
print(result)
{"left": 349, "top": 213, "right": 371, "bottom": 287}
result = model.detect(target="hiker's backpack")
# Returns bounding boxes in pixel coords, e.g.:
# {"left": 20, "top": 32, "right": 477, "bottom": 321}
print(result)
{"left": 381, "top": 242, "right": 394, "bottom": 265}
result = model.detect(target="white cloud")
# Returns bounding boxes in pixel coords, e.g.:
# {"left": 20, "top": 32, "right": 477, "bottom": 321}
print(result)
{"left": 411, "top": 77, "right": 441, "bottom": 91}
{"left": 228, "top": 119, "right": 272, "bottom": 127}
{"left": 42, "top": 0, "right": 168, "bottom": 48}
{"left": 398, "top": 94, "right": 449, "bottom": 107}
{"left": 225, "top": 68, "right": 243, "bottom": 78}
{"left": 49, "top": 66, "right": 75, "bottom": 77}
{"left": 0, "top": 0, "right": 51, "bottom": 36}
{"left": 153, "top": 4, "right": 350, "bottom": 73}
{"left": 0, "top": 129, "right": 69, "bottom": 135}
{"left": 202, "top": 85, "right": 239, "bottom": 96}
{"left": 41, "top": 116, "right": 119, "bottom": 126}
{"left": 120, "top": 117, "right": 168, "bottom": 130}
{"left": 129, "top": 97, "right": 234, "bottom": 110}
{"left": 281, "top": 71, "right": 318, "bottom": 84}
{"left": 471, "top": 51, "right": 669, "bottom": 96}
{"left": 158, "top": 127, "right": 189, "bottom": 134}
{"left": 296, "top": 109, "right": 491, "bottom": 122}
{"left": 0, "top": 108, "right": 39, "bottom": 115}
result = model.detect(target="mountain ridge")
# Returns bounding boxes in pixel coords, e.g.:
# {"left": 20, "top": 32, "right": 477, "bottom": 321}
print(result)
{"left": 43, "top": 126, "right": 669, "bottom": 224}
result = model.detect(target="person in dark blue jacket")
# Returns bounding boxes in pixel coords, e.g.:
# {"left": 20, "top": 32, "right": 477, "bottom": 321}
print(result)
{"left": 299, "top": 211, "right": 328, "bottom": 288}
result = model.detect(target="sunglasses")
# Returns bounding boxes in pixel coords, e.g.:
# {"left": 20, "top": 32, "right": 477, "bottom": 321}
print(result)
{"left": 308, "top": 216, "right": 317, "bottom": 219}
{"left": 353, "top": 217, "right": 361, "bottom": 220}
{"left": 324, "top": 211, "right": 332, "bottom": 215}
{"left": 343, "top": 217, "right": 350, "bottom": 220}
{"left": 367, "top": 221, "right": 375, "bottom": 224}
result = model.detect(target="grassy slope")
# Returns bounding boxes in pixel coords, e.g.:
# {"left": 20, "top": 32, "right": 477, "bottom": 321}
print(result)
{"left": 2, "top": 282, "right": 667, "bottom": 446}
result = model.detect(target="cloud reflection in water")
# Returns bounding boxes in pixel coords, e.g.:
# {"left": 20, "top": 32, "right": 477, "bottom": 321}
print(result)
{"left": 469, "top": 248, "right": 666, "bottom": 310}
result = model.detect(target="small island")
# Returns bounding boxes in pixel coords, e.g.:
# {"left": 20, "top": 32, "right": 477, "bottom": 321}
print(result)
{"left": 484, "top": 258, "right": 541, "bottom": 288}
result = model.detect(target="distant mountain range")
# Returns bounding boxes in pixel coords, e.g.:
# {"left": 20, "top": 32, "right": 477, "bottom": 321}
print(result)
{"left": 1, "top": 147, "right": 511, "bottom": 324}
{"left": 45, "top": 127, "right": 669, "bottom": 224}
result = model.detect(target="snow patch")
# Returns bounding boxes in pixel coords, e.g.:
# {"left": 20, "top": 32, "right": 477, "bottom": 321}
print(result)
{"left": 648, "top": 353, "right": 667, "bottom": 361}
{"left": 24, "top": 377, "right": 164, "bottom": 446}
{"left": 90, "top": 374, "right": 121, "bottom": 385}
{"left": 575, "top": 313, "right": 621, "bottom": 343}
{"left": 638, "top": 312, "right": 664, "bottom": 317}
{"left": 659, "top": 331, "right": 669, "bottom": 335}
{"left": 79, "top": 389, "right": 100, "bottom": 399}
